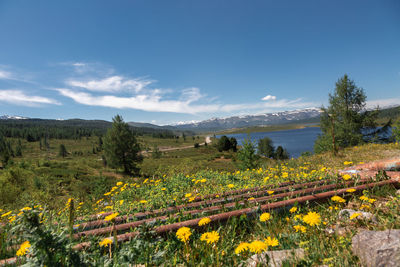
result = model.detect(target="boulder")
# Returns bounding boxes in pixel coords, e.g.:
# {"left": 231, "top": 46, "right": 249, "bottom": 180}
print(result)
{"left": 246, "top": 248, "right": 305, "bottom": 267}
{"left": 352, "top": 229, "right": 400, "bottom": 267}
{"left": 338, "top": 209, "right": 377, "bottom": 223}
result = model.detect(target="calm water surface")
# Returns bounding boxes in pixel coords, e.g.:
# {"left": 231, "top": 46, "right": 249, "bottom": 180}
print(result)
{"left": 217, "top": 127, "right": 322, "bottom": 158}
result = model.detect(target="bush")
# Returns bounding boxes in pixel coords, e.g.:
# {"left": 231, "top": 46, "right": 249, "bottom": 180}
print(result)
{"left": 257, "top": 137, "right": 275, "bottom": 158}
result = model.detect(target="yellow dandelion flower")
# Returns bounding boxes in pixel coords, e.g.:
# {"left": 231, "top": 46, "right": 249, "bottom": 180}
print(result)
{"left": 331, "top": 196, "right": 346, "bottom": 203}
{"left": 16, "top": 241, "right": 31, "bottom": 256}
{"left": 264, "top": 236, "right": 279, "bottom": 247}
{"left": 294, "top": 214, "right": 303, "bottom": 221}
{"left": 139, "top": 200, "right": 147, "bottom": 204}
{"left": 302, "top": 211, "right": 321, "bottom": 226}
{"left": 116, "top": 182, "right": 123, "bottom": 186}
{"left": 104, "top": 212, "right": 119, "bottom": 221}
{"left": 342, "top": 174, "right": 351, "bottom": 180}
{"left": 227, "top": 184, "right": 235, "bottom": 189}
{"left": 185, "top": 193, "right": 192, "bottom": 198}
{"left": 359, "top": 195, "right": 369, "bottom": 201}
{"left": 289, "top": 207, "right": 297, "bottom": 213}
{"left": 343, "top": 161, "right": 353, "bottom": 166}
{"left": 198, "top": 217, "right": 211, "bottom": 226}
{"left": 119, "top": 200, "right": 124, "bottom": 205}
{"left": 368, "top": 198, "right": 376, "bottom": 204}
{"left": 267, "top": 191, "right": 274, "bottom": 195}
{"left": 360, "top": 204, "right": 370, "bottom": 210}
{"left": 248, "top": 197, "right": 255, "bottom": 201}
{"left": 161, "top": 188, "right": 166, "bottom": 191}
{"left": 235, "top": 242, "right": 250, "bottom": 254}
{"left": 1, "top": 211, "right": 12, "bottom": 218}
{"left": 346, "top": 188, "right": 356, "bottom": 193}
{"left": 99, "top": 237, "right": 113, "bottom": 247}
{"left": 259, "top": 212, "right": 271, "bottom": 222}
{"left": 200, "top": 231, "right": 220, "bottom": 244}
{"left": 249, "top": 240, "right": 268, "bottom": 254}
{"left": 176, "top": 227, "right": 192, "bottom": 243}
{"left": 350, "top": 213, "right": 361, "bottom": 220}
{"left": 293, "top": 225, "right": 307, "bottom": 233}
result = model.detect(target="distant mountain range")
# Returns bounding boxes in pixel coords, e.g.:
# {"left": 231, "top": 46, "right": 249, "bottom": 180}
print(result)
{"left": 2, "top": 105, "right": 399, "bottom": 133}
{"left": 168, "top": 108, "right": 322, "bottom": 131}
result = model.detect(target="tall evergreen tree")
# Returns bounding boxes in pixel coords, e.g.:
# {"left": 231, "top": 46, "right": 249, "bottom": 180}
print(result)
{"left": 257, "top": 137, "right": 275, "bottom": 158}
{"left": 314, "top": 74, "right": 377, "bottom": 154}
{"left": 59, "top": 144, "right": 68, "bottom": 158}
{"left": 103, "top": 115, "right": 142, "bottom": 174}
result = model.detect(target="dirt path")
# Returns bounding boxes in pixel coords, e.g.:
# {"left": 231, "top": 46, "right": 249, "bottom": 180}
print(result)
{"left": 142, "top": 136, "right": 212, "bottom": 154}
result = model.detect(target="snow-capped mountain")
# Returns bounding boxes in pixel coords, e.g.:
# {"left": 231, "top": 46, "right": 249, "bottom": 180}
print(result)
{"left": 170, "top": 108, "right": 322, "bottom": 131}
{"left": 0, "top": 115, "right": 29, "bottom": 120}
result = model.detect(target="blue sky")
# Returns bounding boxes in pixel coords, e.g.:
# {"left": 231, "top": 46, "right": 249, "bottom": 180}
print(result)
{"left": 0, "top": 0, "right": 399, "bottom": 125}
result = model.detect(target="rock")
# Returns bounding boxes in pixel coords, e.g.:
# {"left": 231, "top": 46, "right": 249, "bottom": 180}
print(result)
{"left": 246, "top": 248, "right": 305, "bottom": 267}
{"left": 338, "top": 209, "right": 377, "bottom": 223}
{"left": 352, "top": 229, "right": 400, "bottom": 267}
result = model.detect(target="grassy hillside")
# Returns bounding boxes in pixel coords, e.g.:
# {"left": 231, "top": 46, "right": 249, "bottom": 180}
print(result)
{"left": 0, "top": 142, "right": 399, "bottom": 265}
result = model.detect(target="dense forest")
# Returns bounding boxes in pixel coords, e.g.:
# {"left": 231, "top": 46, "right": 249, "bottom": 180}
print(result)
{"left": 0, "top": 118, "right": 193, "bottom": 141}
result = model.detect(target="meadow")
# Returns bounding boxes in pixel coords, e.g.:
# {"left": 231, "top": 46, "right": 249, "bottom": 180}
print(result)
{"left": 0, "top": 138, "right": 399, "bottom": 266}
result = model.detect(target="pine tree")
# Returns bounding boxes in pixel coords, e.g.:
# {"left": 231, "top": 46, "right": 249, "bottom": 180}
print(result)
{"left": 237, "top": 136, "right": 259, "bottom": 170}
{"left": 103, "top": 115, "right": 143, "bottom": 174}
{"left": 59, "top": 144, "right": 67, "bottom": 158}
{"left": 16, "top": 139, "right": 22, "bottom": 157}
{"left": 257, "top": 137, "right": 275, "bottom": 158}
{"left": 314, "top": 74, "right": 377, "bottom": 154}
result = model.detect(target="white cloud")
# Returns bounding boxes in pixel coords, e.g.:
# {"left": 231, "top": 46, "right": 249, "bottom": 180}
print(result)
{"left": 0, "top": 70, "right": 12, "bottom": 80}
{"left": 66, "top": 75, "right": 152, "bottom": 93}
{"left": 0, "top": 90, "right": 61, "bottom": 106}
{"left": 262, "top": 94, "right": 277, "bottom": 101}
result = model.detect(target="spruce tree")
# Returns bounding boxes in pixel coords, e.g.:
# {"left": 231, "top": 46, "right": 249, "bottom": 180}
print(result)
{"left": 314, "top": 74, "right": 377, "bottom": 154}
{"left": 257, "top": 137, "right": 275, "bottom": 158}
{"left": 103, "top": 115, "right": 142, "bottom": 174}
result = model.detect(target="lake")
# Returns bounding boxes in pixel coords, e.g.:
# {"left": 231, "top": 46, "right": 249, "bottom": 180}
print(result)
{"left": 217, "top": 127, "right": 322, "bottom": 158}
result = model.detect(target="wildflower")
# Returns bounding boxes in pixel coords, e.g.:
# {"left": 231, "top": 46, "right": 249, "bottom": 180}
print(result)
{"left": 227, "top": 184, "right": 235, "bottom": 189}
{"left": 235, "top": 242, "right": 250, "bottom": 254}
{"left": 259, "top": 212, "right": 271, "bottom": 222}
{"left": 176, "top": 227, "right": 192, "bottom": 243}
{"left": 200, "top": 231, "right": 220, "bottom": 244}
{"left": 249, "top": 240, "right": 268, "bottom": 254}
{"left": 104, "top": 212, "right": 119, "bottom": 221}
{"left": 248, "top": 197, "right": 255, "bottom": 201}
{"left": 289, "top": 207, "right": 297, "bottom": 213}
{"left": 1, "top": 211, "right": 12, "bottom": 218}
{"left": 343, "top": 161, "right": 353, "bottom": 166}
{"left": 198, "top": 217, "right": 211, "bottom": 226}
{"left": 346, "top": 188, "right": 356, "bottom": 193}
{"left": 294, "top": 214, "right": 303, "bottom": 221}
{"left": 116, "top": 182, "right": 123, "bottom": 186}
{"left": 200, "top": 179, "right": 207, "bottom": 183}
{"left": 16, "top": 241, "right": 31, "bottom": 256}
{"left": 267, "top": 190, "right": 274, "bottom": 195}
{"left": 185, "top": 193, "right": 192, "bottom": 198}
{"left": 342, "top": 174, "right": 351, "bottom": 180}
{"left": 161, "top": 187, "right": 166, "bottom": 191}
{"left": 99, "top": 237, "right": 113, "bottom": 247}
{"left": 359, "top": 195, "right": 369, "bottom": 201}
{"left": 331, "top": 196, "right": 346, "bottom": 203}
{"left": 360, "top": 204, "right": 370, "bottom": 210}
{"left": 119, "top": 200, "right": 124, "bottom": 205}
{"left": 350, "top": 213, "right": 361, "bottom": 220}
{"left": 188, "top": 197, "right": 196, "bottom": 202}
{"left": 293, "top": 225, "right": 307, "bottom": 233}
{"left": 139, "top": 200, "right": 147, "bottom": 204}
{"left": 20, "top": 207, "right": 32, "bottom": 212}
{"left": 302, "top": 211, "right": 321, "bottom": 226}
{"left": 264, "top": 236, "right": 279, "bottom": 247}
{"left": 368, "top": 198, "right": 376, "bottom": 204}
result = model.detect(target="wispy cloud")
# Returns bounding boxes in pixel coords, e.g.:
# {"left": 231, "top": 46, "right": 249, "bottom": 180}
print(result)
{"left": 0, "top": 70, "right": 13, "bottom": 80}
{"left": 0, "top": 90, "right": 61, "bottom": 106}
{"left": 66, "top": 75, "right": 152, "bottom": 93}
